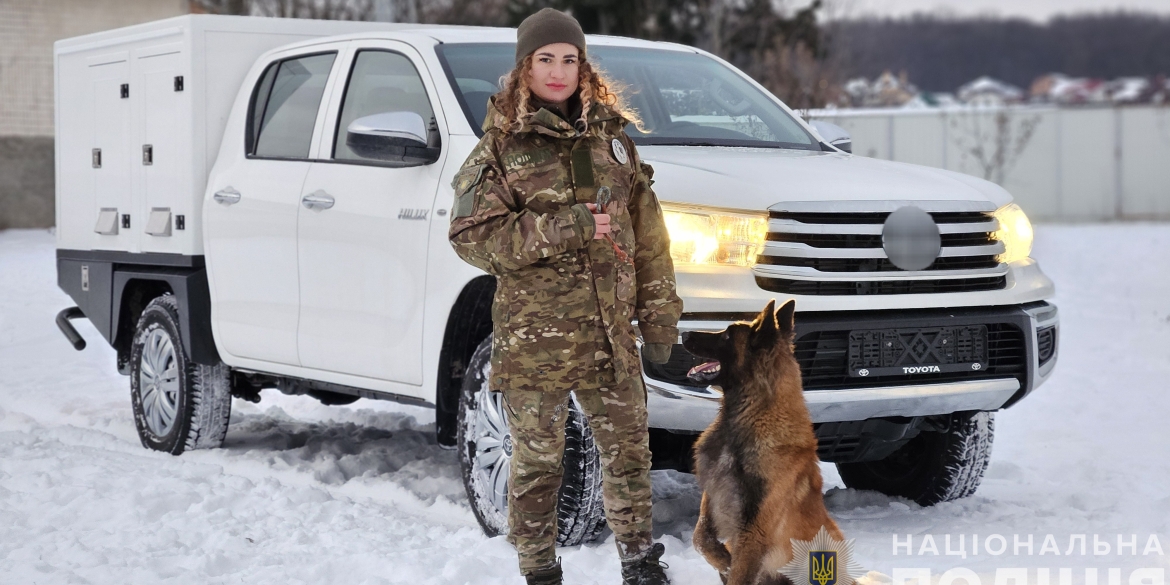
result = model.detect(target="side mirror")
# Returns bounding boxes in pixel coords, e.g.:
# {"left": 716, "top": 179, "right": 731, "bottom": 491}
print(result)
{"left": 809, "top": 120, "right": 852, "bottom": 154}
{"left": 346, "top": 111, "right": 440, "bottom": 165}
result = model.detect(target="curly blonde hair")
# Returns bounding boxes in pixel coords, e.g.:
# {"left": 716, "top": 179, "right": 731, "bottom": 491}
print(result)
{"left": 494, "top": 51, "right": 647, "bottom": 135}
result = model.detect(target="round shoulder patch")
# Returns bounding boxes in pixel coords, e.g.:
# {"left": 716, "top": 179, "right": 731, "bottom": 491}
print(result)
{"left": 611, "top": 138, "right": 629, "bottom": 165}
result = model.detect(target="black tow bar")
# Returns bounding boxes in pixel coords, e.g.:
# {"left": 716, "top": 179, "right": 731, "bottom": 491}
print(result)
{"left": 55, "top": 307, "right": 87, "bottom": 351}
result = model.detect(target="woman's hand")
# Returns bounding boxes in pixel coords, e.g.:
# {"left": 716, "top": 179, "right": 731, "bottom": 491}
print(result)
{"left": 584, "top": 203, "right": 611, "bottom": 239}
{"left": 642, "top": 343, "right": 672, "bottom": 364}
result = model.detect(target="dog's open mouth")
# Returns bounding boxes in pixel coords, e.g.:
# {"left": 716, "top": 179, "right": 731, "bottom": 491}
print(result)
{"left": 687, "top": 360, "right": 721, "bottom": 384}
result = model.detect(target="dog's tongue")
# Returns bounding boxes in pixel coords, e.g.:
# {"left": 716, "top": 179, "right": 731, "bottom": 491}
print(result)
{"left": 687, "top": 360, "right": 721, "bottom": 383}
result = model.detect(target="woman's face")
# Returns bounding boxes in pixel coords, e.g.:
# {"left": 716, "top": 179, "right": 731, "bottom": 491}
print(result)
{"left": 526, "top": 42, "right": 579, "bottom": 104}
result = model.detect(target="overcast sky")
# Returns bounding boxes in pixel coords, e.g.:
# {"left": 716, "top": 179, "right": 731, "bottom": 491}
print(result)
{"left": 811, "top": 0, "right": 1170, "bottom": 21}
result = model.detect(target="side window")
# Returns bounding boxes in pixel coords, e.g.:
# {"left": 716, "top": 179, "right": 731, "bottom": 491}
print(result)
{"left": 249, "top": 52, "right": 337, "bottom": 159}
{"left": 333, "top": 50, "right": 435, "bottom": 161}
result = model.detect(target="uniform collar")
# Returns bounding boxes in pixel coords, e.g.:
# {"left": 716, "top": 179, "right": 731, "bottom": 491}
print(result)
{"left": 484, "top": 92, "right": 626, "bottom": 138}
{"left": 529, "top": 93, "right": 582, "bottom": 124}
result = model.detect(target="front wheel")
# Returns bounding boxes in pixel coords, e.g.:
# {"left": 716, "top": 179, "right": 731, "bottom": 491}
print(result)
{"left": 456, "top": 337, "right": 608, "bottom": 546}
{"left": 836, "top": 410, "right": 994, "bottom": 506}
{"left": 129, "top": 295, "right": 232, "bottom": 455}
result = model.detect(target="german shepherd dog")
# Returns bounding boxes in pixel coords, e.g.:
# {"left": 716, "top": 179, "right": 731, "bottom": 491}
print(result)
{"left": 682, "top": 300, "right": 845, "bottom": 585}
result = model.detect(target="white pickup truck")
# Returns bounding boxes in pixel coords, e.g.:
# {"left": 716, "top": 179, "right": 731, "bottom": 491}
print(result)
{"left": 53, "top": 15, "right": 1058, "bottom": 545}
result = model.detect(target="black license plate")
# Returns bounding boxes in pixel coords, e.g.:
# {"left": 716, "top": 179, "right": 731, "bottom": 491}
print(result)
{"left": 847, "top": 325, "right": 988, "bottom": 377}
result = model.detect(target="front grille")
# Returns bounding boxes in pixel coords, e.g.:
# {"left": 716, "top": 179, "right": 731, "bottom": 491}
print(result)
{"left": 766, "top": 231, "right": 995, "bottom": 248}
{"left": 1037, "top": 325, "right": 1056, "bottom": 365}
{"left": 756, "top": 275, "right": 1007, "bottom": 296}
{"left": 772, "top": 211, "right": 990, "bottom": 224}
{"left": 644, "top": 316, "right": 1028, "bottom": 391}
{"left": 754, "top": 205, "right": 1008, "bottom": 295}
{"left": 794, "top": 323, "right": 1026, "bottom": 390}
{"left": 756, "top": 255, "right": 999, "bottom": 272}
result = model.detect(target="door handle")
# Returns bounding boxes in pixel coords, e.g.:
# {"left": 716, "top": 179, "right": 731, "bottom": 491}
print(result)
{"left": 213, "top": 187, "right": 241, "bottom": 205}
{"left": 302, "top": 191, "right": 335, "bottom": 210}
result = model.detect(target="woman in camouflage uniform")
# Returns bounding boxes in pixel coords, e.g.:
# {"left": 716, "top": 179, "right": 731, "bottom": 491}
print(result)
{"left": 447, "top": 8, "right": 682, "bottom": 585}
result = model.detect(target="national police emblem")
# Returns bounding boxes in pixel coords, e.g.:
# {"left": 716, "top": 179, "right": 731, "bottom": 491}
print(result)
{"left": 778, "top": 526, "right": 863, "bottom": 585}
{"left": 810, "top": 551, "right": 836, "bottom": 585}
{"left": 611, "top": 138, "right": 629, "bottom": 164}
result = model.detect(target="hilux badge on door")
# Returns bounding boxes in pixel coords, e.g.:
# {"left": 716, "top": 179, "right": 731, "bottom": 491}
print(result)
{"left": 398, "top": 209, "right": 429, "bottom": 220}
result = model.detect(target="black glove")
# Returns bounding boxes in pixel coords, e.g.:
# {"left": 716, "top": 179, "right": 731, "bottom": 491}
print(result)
{"left": 642, "top": 343, "right": 672, "bottom": 365}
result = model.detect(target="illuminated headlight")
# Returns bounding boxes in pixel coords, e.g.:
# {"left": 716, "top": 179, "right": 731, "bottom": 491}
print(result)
{"left": 661, "top": 204, "right": 768, "bottom": 267}
{"left": 992, "top": 203, "right": 1034, "bottom": 264}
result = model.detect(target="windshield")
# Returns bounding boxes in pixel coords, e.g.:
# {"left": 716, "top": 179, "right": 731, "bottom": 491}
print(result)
{"left": 435, "top": 43, "right": 819, "bottom": 150}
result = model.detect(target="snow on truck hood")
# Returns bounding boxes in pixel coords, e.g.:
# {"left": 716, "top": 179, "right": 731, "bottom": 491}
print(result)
{"left": 639, "top": 146, "right": 1013, "bottom": 212}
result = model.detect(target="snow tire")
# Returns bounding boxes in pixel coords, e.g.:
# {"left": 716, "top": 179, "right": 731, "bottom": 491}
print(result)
{"left": 129, "top": 294, "right": 232, "bottom": 455}
{"left": 456, "top": 336, "right": 608, "bottom": 546}
{"left": 836, "top": 410, "right": 994, "bottom": 506}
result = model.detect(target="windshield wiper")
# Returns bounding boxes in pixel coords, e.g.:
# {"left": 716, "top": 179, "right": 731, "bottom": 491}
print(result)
{"left": 638, "top": 140, "right": 810, "bottom": 150}
{"left": 648, "top": 141, "right": 725, "bottom": 147}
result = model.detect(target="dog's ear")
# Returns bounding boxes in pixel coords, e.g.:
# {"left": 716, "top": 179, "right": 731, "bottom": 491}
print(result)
{"left": 751, "top": 299, "right": 779, "bottom": 349}
{"left": 775, "top": 299, "right": 796, "bottom": 340}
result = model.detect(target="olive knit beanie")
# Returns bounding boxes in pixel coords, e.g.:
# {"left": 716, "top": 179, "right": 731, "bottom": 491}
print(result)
{"left": 515, "top": 8, "right": 587, "bottom": 65}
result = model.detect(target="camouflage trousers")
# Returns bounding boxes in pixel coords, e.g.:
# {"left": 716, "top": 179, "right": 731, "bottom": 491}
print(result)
{"left": 502, "top": 373, "right": 654, "bottom": 574}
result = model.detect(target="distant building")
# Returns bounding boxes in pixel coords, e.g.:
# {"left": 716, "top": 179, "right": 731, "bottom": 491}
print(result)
{"left": 957, "top": 76, "right": 1023, "bottom": 106}
{"left": 1028, "top": 74, "right": 1064, "bottom": 102}
{"left": 1029, "top": 74, "right": 1106, "bottom": 104}
{"left": 902, "top": 92, "right": 959, "bottom": 109}
{"left": 0, "top": 0, "right": 189, "bottom": 138}
{"left": 1029, "top": 73, "right": 1168, "bottom": 105}
{"left": 1106, "top": 77, "right": 1150, "bottom": 104}
{"left": 837, "top": 71, "right": 1169, "bottom": 111}
{"left": 841, "top": 70, "right": 918, "bottom": 108}
{"left": 1102, "top": 76, "right": 1170, "bottom": 104}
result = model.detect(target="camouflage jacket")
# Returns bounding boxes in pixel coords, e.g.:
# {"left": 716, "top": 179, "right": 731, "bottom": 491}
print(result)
{"left": 448, "top": 94, "right": 682, "bottom": 391}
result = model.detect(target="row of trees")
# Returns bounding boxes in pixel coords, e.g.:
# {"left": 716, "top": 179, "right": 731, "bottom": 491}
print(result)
{"left": 829, "top": 12, "right": 1170, "bottom": 93}
{"left": 193, "top": 0, "right": 837, "bottom": 110}
{"left": 192, "top": 1, "right": 1170, "bottom": 108}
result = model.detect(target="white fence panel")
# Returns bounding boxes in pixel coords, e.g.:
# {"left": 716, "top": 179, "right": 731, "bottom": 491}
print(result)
{"left": 1120, "top": 107, "right": 1170, "bottom": 218}
{"left": 1060, "top": 109, "right": 1117, "bottom": 220}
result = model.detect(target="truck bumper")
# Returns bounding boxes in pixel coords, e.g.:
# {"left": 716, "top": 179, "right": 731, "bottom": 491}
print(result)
{"left": 645, "top": 301, "right": 1059, "bottom": 432}
{"left": 647, "top": 377, "right": 1019, "bottom": 432}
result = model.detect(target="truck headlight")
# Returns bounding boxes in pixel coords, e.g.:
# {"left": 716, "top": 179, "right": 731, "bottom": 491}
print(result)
{"left": 661, "top": 204, "right": 768, "bottom": 267}
{"left": 992, "top": 203, "right": 1033, "bottom": 264}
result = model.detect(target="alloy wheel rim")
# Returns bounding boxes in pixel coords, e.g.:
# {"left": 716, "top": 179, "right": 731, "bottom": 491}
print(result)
{"left": 473, "top": 387, "right": 511, "bottom": 513}
{"left": 139, "top": 328, "right": 180, "bottom": 436}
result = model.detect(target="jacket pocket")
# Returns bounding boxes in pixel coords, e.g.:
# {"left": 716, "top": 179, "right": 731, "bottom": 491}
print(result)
{"left": 495, "top": 313, "right": 604, "bottom": 387}
{"left": 499, "top": 252, "right": 592, "bottom": 325}
{"left": 451, "top": 163, "right": 487, "bottom": 218}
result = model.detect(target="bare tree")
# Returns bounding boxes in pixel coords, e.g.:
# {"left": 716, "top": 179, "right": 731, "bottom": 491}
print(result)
{"left": 713, "top": 0, "right": 846, "bottom": 109}
{"left": 420, "top": 0, "right": 510, "bottom": 26}
{"left": 826, "top": 12, "right": 1170, "bottom": 94}
{"left": 190, "top": 0, "right": 846, "bottom": 107}
{"left": 191, "top": 0, "right": 373, "bottom": 20}
{"left": 950, "top": 109, "right": 1041, "bottom": 184}
{"left": 256, "top": 0, "right": 371, "bottom": 20}
{"left": 189, "top": 0, "right": 249, "bottom": 14}
{"left": 757, "top": 33, "right": 845, "bottom": 112}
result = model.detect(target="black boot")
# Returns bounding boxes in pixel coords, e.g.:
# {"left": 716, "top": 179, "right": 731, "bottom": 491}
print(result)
{"left": 621, "top": 542, "right": 671, "bottom": 585}
{"left": 524, "top": 559, "right": 563, "bottom": 585}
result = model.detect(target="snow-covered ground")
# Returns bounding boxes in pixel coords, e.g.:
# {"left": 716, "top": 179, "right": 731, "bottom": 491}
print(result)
{"left": 1, "top": 225, "right": 1167, "bottom": 584}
